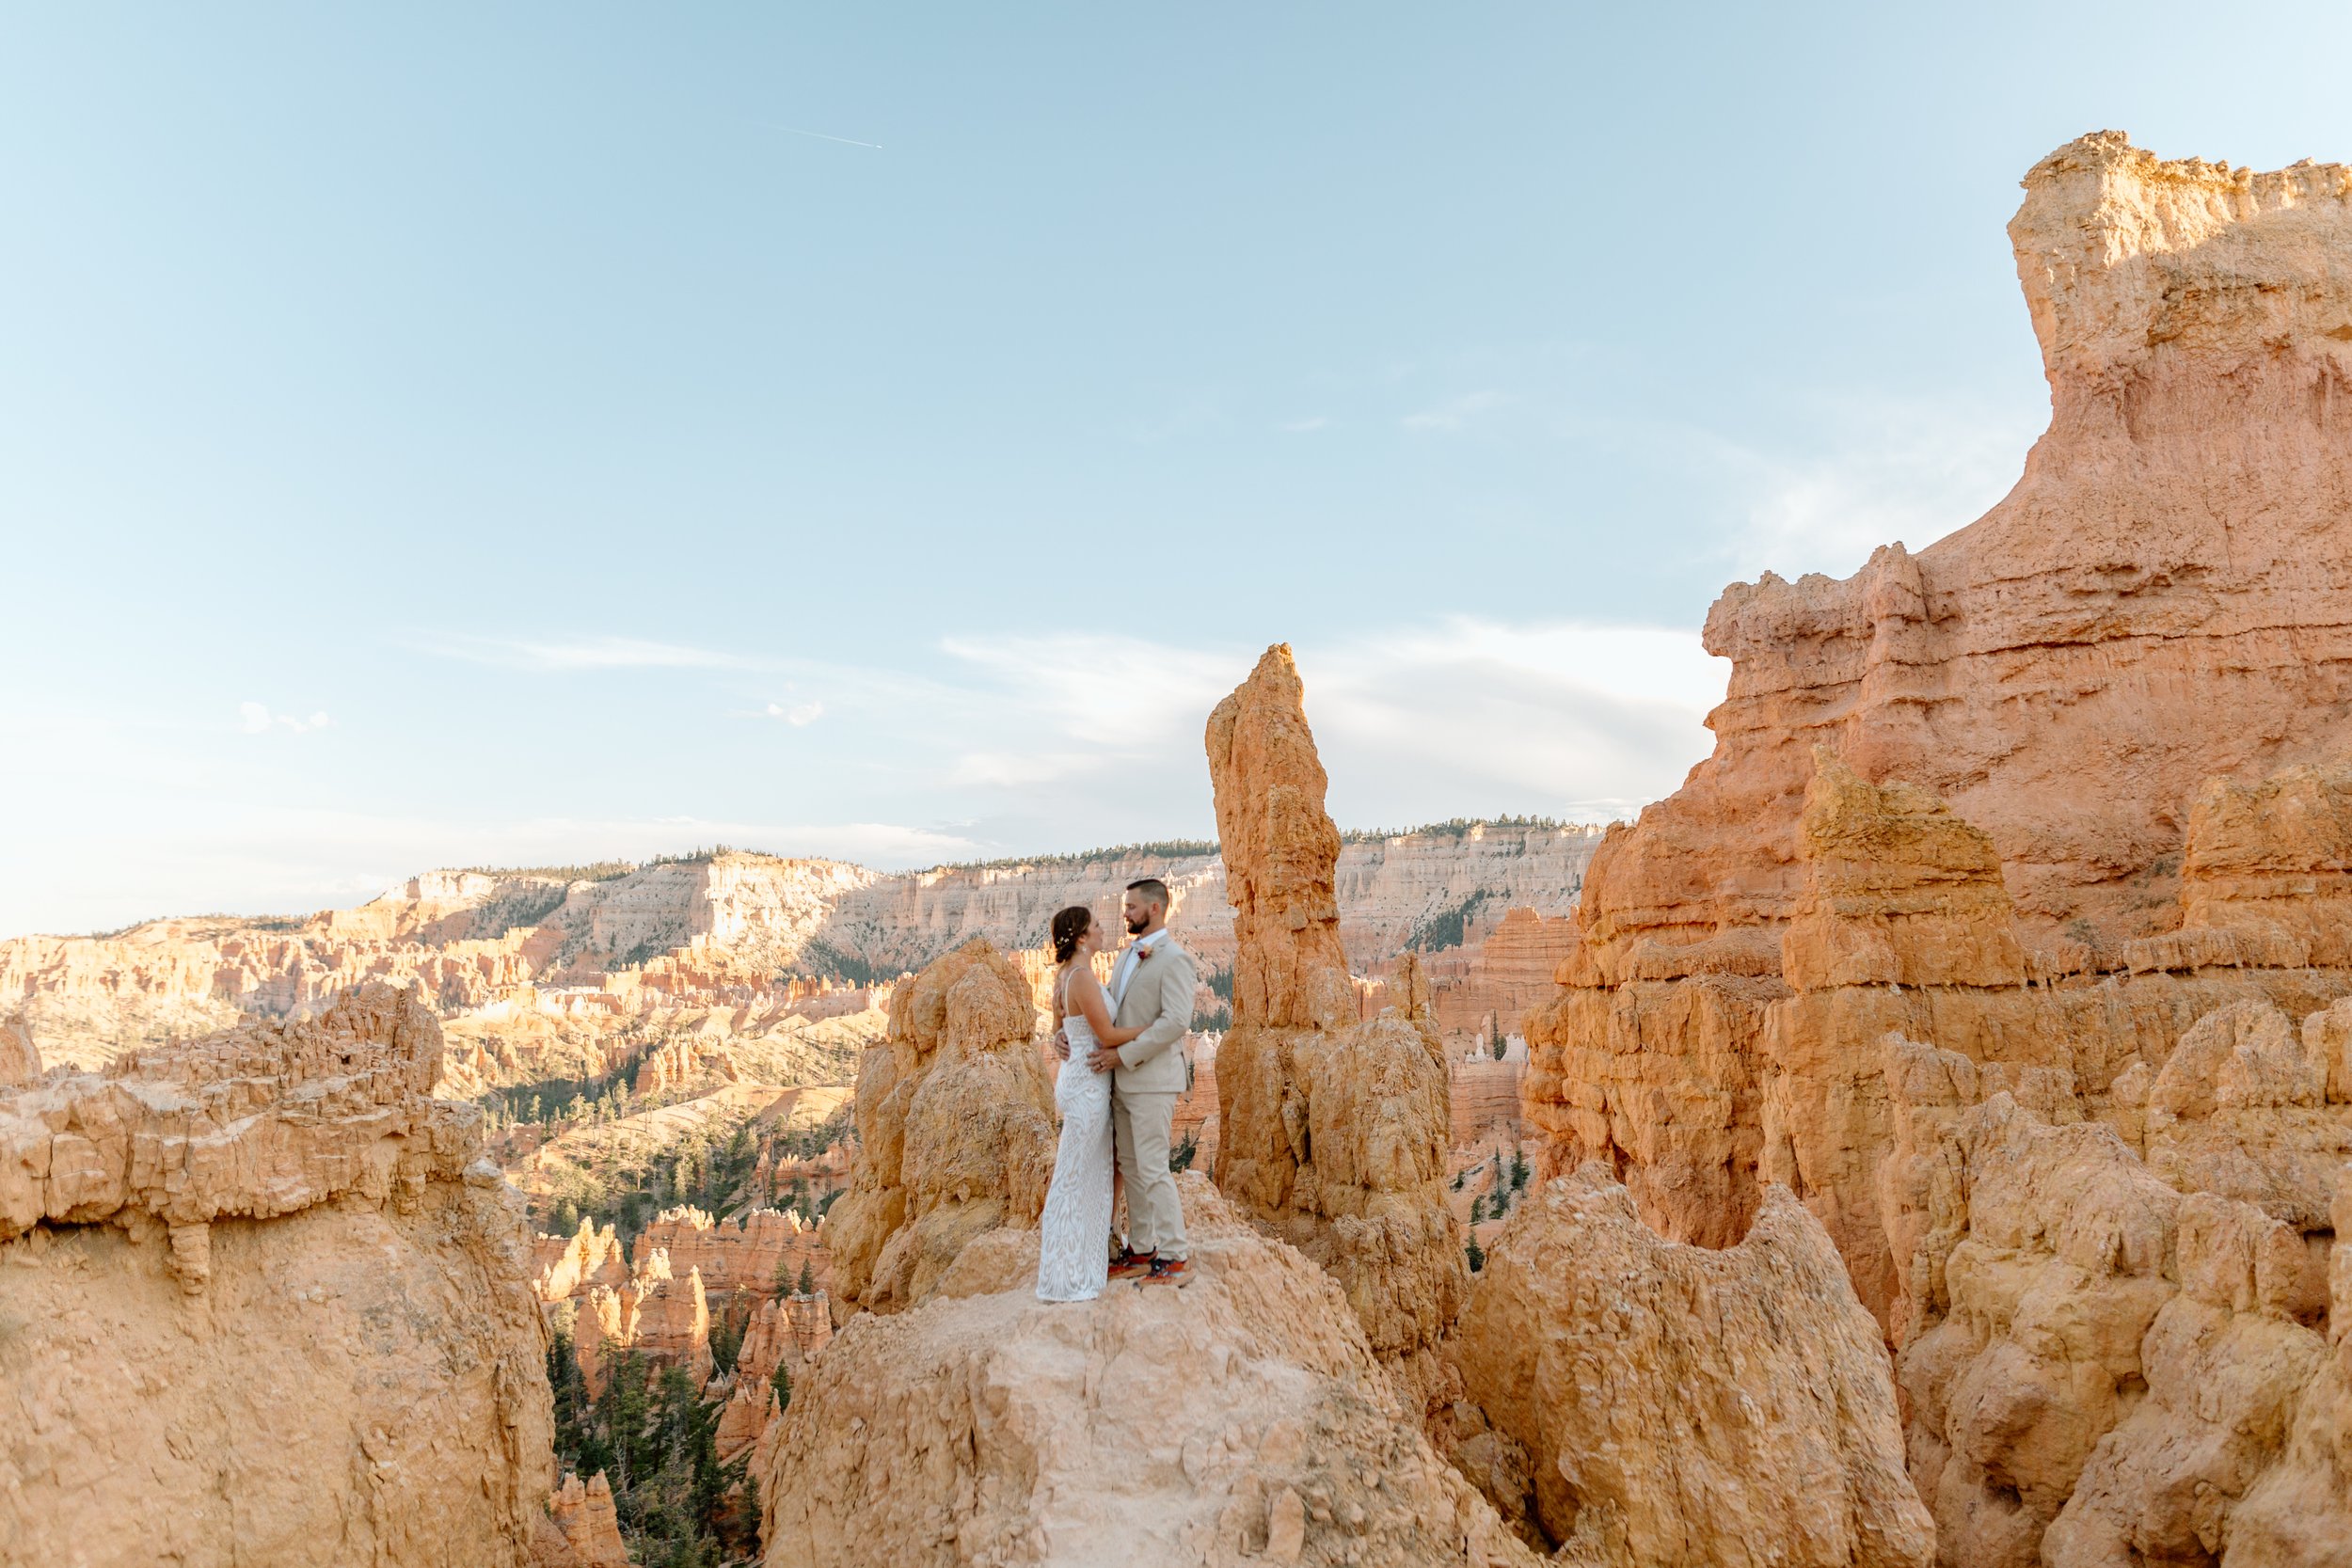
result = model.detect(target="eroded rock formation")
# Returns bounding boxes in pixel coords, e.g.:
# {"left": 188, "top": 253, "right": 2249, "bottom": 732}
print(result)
{"left": 1207, "top": 644, "right": 1469, "bottom": 1422}
{"left": 1519, "top": 131, "right": 2352, "bottom": 1568}
{"left": 0, "top": 1011, "right": 38, "bottom": 1086}
{"left": 1531, "top": 121, "right": 2352, "bottom": 1304}
{"left": 1451, "top": 1164, "right": 1933, "bottom": 1567}
{"left": 536, "top": 1472, "right": 632, "bottom": 1568}
{"left": 0, "top": 984, "right": 554, "bottom": 1565}
{"left": 4, "top": 827, "right": 1597, "bottom": 1075}
{"left": 760, "top": 1176, "right": 1536, "bottom": 1568}
{"left": 820, "top": 938, "right": 1057, "bottom": 1318}
{"left": 1882, "top": 1026, "right": 2352, "bottom": 1567}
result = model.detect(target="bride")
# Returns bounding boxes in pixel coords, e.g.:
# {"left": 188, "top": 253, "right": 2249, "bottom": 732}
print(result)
{"left": 1036, "top": 904, "right": 1143, "bottom": 1302}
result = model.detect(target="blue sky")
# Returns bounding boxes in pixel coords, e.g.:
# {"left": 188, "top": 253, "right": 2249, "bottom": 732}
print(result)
{"left": 8, "top": 5, "right": 2352, "bottom": 937}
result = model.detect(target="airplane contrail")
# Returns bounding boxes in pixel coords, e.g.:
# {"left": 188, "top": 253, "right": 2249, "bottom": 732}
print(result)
{"left": 768, "top": 123, "right": 883, "bottom": 150}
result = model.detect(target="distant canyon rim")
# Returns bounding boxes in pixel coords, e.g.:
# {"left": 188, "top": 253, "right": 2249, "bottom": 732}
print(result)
{"left": 7, "top": 129, "right": 2352, "bottom": 1568}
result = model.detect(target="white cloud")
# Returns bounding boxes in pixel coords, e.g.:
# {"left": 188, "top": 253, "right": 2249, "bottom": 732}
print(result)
{"left": 9, "top": 621, "right": 1727, "bottom": 937}
{"left": 1400, "top": 389, "right": 1507, "bottom": 433}
{"left": 1707, "top": 395, "right": 2040, "bottom": 582}
{"left": 765, "top": 700, "right": 825, "bottom": 726}
{"left": 927, "top": 620, "right": 1724, "bottom": 830}
{"left": 410, "top": 632, "right": 755, "bottom": 672}
{"left": 939, "top": 634, "right": 1236, "bottom": 752}
{"left": 239, "top": 702, "right": 331, "bottom": 735}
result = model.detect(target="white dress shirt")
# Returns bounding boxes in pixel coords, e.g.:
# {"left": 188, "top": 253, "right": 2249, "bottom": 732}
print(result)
{"left": 1111, "top": 927, "right": 1170, "bottom": 1008}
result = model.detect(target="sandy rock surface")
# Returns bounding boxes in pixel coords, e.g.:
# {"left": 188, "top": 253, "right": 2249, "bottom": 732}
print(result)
{"left": 1451, "top": 1164, "right": 1932, "bottom": 1568}
{"left": 761, "top": 1175, "right": 1535, "bottom": 1568}
{"left": 0, "top": 984, "right": 554, "bottom": 1567}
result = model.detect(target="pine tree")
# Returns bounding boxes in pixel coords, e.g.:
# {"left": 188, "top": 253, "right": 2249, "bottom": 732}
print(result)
{"left": 1466, "top": 1236, "right": 1486, "bottom": 1272}
{"left": 1469, "top": 1194, "right": 1485, "bottom": 1225}
{"left": 796, "top": 1259, "right": 815, "bottom": 1297}
{"left": 770, "top": 1358, "right": 791, "bottom": 1410}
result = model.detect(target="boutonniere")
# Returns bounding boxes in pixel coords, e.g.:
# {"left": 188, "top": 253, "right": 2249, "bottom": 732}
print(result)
{"left": 1134, "top": 945, "right": 1156, "bottom": 962}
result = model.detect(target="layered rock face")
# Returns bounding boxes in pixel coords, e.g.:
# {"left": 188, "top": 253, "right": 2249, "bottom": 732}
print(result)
{"left": 1530, "top": 131, "right": 2352, "bottom": 1282}
{"left": 3, "top": 827, "right": 1595, "bottom": 1076}
{"left": 821, "top": 939, "right": 1057, "bottom": 1318}
{"left": 1520, "top": 131, "right": 2352, "bottom": 1568}
{"left": 575, "top": 1250, "right": 713, "bottom": 1391}
{"left": 1422, "top": 906, "right": 1581, "bottom": 1042}
{"left": 760, "top": 1176, "right": 1537, "bottom": 1568}
{"left": 630, "top": 1202, "right": 830, "bottom": 1297}
{"left": 0, "top": 984, "right": 554, "bottom": 1566}
{"left": 1207, "top": 645, "right": 1468, "bottom": 1421}
{"left": 1451, "top": 1164, "right": 1933, "bottom": 1567}
{"left": 815, "top": 826, "right": 1599, "bottom": 985}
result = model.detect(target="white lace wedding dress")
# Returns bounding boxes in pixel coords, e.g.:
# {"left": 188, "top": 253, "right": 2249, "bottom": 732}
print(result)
{"left": 1035, "top": 981, "right": 1115, "bottom": 1302}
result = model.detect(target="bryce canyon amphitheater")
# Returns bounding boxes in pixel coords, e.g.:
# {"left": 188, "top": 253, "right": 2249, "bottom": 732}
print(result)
{"left": 8, "top": 129, "right": 2352, "bottom": 1567}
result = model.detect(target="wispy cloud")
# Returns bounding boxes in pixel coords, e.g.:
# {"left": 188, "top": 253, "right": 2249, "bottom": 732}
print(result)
{"left": 410, "top": 633, "right": 756, "bottom": 672}
{"left": 926, "top": 620, "right": 1724, "bottom": 824}
{"left": 765, "top": 701, "right": 825, "bottom": 726}
{"left": 1705, "top": 395, "right": 2039, "bottom": 582}
{"left": 239, "top": 702, "right": 331, "bottom": 735}
{"left": 1400, "top": 389, "right": 1508, "bottom": 434}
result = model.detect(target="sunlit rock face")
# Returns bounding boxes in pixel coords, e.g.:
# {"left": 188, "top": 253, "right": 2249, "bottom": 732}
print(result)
{"left": 1207, "top": 644, "right": 1470, "bottom": 1425}
{"left": 0, "top": 984, "right": 555, "bottom": 1567}
{"left": 759, "top": 1176, "right": 1540, "bottom": 1568}
{"left": 1524, "top": 130, "right": 2352, "bottom": 1568}
{"left": 1881, "top": 1030, "right": 2352, "bottom": 1568}
{"left": 820, "top": 937, "right": 1057, "bottom": 1321}
{"left": 1450, "top": 1164, "right": 1933, "bottom": 1568}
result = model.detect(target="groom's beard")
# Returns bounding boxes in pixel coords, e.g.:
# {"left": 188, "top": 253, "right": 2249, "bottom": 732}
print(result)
{"left": 1126, "top": 916, "right": 1149, "bottom": 935}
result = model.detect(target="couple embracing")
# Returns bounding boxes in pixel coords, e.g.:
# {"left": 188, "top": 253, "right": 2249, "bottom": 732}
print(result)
{"left": 1035, "top": 877, "right": 1196, "bottom": 1299}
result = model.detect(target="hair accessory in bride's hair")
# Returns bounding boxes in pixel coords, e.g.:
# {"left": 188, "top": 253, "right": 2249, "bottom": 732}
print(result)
{"left": 1050, "top": 905, "right": 1093, "bottom": 965}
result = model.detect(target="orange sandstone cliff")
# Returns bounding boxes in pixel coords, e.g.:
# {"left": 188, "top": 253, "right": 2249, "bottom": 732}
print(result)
{"left": 1524, "top": 131, "right": 2352, "bottom": 1566}
{"left": 0, "top": 984, "right": 555, "bottom": 1566}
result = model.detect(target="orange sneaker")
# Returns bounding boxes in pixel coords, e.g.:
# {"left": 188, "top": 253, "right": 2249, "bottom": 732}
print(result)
{"left": 1108, "top": 1252, "right": 1155, "bottom": 1281}
{"left": 1141, "top": 1257, "right": 1188, "bottom": 1286}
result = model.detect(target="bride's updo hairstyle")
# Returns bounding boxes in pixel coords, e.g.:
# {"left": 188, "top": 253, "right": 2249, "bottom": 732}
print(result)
{"left": 1050, "top": 905, "right": 1093, "bottom": 965}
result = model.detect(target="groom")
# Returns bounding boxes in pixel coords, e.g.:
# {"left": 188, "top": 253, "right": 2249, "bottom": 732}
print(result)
{"left": 1073, "top": 877, "right": 1195, "bottom": 1284}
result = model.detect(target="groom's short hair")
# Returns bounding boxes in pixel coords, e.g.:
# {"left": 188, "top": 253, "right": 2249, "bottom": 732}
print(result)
{"left": 1125, "top": 877, "right": 1170, "bottom": 911}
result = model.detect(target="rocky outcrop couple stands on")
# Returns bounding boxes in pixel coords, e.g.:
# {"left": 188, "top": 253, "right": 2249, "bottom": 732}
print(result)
{"left": 1035, "top": 877, "right": 1198, "bottom": 1295}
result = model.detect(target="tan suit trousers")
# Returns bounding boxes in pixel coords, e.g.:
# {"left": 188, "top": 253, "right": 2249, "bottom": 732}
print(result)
{"left": 1110, "top": 1087, "right": 1186, "bottom": 1260}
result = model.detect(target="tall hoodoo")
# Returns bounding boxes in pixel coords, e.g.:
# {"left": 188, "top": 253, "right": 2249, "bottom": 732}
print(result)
{"left": 1206, "top": 644, "right": 1467, "bottom": 1420}
{"left": 1524, "top": 131, "right": 2352, "bottom": 1566}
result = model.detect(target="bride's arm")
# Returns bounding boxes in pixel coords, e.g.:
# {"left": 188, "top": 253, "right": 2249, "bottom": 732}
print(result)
{"left": 1067, "top": 969, "right": 1141, "bottom": 1046}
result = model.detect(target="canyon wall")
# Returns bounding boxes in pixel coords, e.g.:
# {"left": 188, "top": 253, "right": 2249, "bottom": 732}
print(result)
{"left": 0, "top": 984, "right": 554, "bottom": 1566}
{"left": 1524, "top": 131, "right": 2352, "bottom": 1565}
{"left": 2, "top": 828, "right": 1596, "bottom": 1074}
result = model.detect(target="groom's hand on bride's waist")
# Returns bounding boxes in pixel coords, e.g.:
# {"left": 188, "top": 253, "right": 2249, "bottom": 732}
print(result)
{"left": 1052, "top": 1027, "right": 1071, "bottom": 1061}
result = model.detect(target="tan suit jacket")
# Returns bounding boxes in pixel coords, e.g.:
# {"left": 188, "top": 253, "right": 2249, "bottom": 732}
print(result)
{"left": 1109, "top": 935, "right": 1195, "bottom": 1095}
